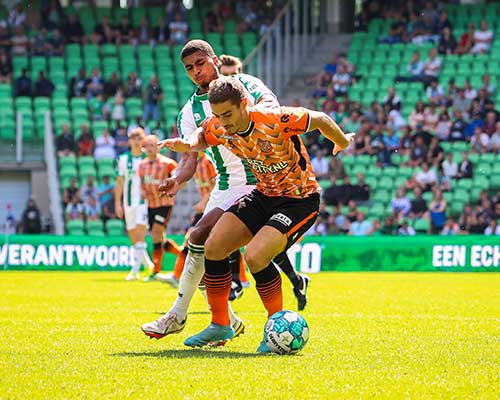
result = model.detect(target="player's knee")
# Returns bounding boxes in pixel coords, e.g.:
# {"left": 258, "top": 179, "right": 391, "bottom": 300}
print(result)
{"left": 205, "top": 235, "right": 229, "bottom": 260}
{"left": 244, "top": 248, "right": 268, "bottom": 273}
{"left": 189, "top": 224, "right": 211, "bottom": 245}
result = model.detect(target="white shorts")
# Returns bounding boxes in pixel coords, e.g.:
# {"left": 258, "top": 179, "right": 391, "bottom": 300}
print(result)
{"left": 204, "top": 185, "right": 255, "bottom": 214}
{"left": 124, "top": 204, "right": 148, "bottom": 230}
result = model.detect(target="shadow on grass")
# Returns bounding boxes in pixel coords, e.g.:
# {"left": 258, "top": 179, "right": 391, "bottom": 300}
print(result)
{"left": 110, "top": 348, "right": 271, "bottom": 359}
{"left": 153, "top": 311, "right": 211, "bottom": 316}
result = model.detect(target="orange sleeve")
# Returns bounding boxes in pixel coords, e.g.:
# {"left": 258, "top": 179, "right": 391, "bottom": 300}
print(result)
{"left": 277, "top": 107, "right": 311, "bottom": 139}
{"left": 250, "top": 106, "right": 311, "bottom": 139}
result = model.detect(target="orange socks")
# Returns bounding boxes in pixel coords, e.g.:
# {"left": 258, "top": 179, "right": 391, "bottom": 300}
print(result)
{"left": 152, "top": 242, "right": 164, "bottom": 274}
{"left": 172, "top": 247, "right": 187, "bottom": 280}
{"left": 163, "top": 238, "right": 181, "bottom": 256}
{"left": 253, "top": 264, "right": 283, "bottom": 317}
{"left": 204, "top": 258, "right": 231, "bottom": 326}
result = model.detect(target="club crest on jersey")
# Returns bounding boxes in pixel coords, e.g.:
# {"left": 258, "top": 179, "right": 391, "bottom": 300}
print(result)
{"left": 257, "top": 138, "right": 272, "bottom": 153}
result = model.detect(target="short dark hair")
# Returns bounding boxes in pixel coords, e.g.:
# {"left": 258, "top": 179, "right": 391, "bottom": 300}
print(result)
{"left": 208, "top": 76, "right": 245, "bottom": 107}
{"left": 219, "top": 54, "right": 243, "bottom": 73}
{"left": 181, "top": 40, "right": 216, "bottom": 60}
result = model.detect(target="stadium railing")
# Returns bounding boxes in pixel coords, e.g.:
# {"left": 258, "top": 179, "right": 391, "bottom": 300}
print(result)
{"left": 244, "top": 0, "right": 328, "bottom": 98}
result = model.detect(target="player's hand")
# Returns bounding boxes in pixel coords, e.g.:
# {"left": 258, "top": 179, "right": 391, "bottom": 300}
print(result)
{"left": 115, "top": 203, "right": 123, "bottom": 219}
{"left": 159, "top": 177, "right": 180, "bottom": 197}
{"left": 158, "top": 138, "right": 191, "bottom": 152}
{"left": 332, "top": 133, "right": 356, "bottom": 156}
{"left": 193, "top": 200, "right": 204, "bottom": 214}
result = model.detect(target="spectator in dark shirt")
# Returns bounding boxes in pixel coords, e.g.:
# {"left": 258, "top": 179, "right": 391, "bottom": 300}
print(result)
{"left": 49, "top": 29, "right": 65, "bottom": 56}
{"left": 323, "top": 175, "right": 344, "bottom": 206}
{"left": 438, "top": 27, "right": 457, "bottom": 55}
{"left": 31, "top": 28, "right": 51, "bottom": 56}
{"left": 409, "top": 135, "right": 428, "bottom": 167}
{"left": 143, "top": 76, "right": 163, "bottom": 123}
{"left": 409, "top": 187, "right": 428, "bottom": 220}
{"left": 56, "top": 124, "right": 75, "bottom": 156}
{"left": 14, "top": 68, "right": 32, "bottom": 96}
{"left": 34, "top": 71, "right": 55, "bottom": 97}
{"left": 70, "top": 68, "right": 89, "bottom": 97}
{"left": 351, "top": 173, "right": 370, "bottom": 203}
{"left": 63, "top": 178, "right": 79, "bottom": 207}
{"left": 116, "top": 16, "right": 133, "bottom": 44}
{"left": 449, "top": 111, "right": 466, "bottom": 141}
{"left": 456, "top": 152, "right": 473, "bottom": 179}
{"left": 114, "top": 126, "right": 130, "bottom": 155}
{"left": 63, "top": 13, "right": 84, "bottom": 44}
{"left": 103, "top": 72, "right": 122, "bottom": 98}
{"left": 382, "top": 87, "right": 401, "bottom": 111}
{"left": 125, "top": 72, "right": 142, "bottom": 98}
{"left": 20, "top": 198, "right": 42, "bottom": 234}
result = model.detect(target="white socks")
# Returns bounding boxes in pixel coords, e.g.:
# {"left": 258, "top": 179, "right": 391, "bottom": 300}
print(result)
{"left": 170, "top": 242, "right": 205, "bottom": 320}
{"left": 131, "top": 242, "right": 147, "bottom": 274}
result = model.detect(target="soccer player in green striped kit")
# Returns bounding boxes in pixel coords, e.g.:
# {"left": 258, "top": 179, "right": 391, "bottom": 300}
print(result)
{"left": 141, "top": 40, "right": 310, "bottom": 344}
{"left": 115, "top": 128, "right": 154, "bottom": 281}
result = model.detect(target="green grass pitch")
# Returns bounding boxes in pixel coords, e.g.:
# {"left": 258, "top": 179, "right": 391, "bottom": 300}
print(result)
{"left": 0, "top": 271, "right": 499, "bottom": 399}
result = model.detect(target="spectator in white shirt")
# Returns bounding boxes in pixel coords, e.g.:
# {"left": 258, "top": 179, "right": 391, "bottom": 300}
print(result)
{"left": 397, "top": 220, "right": 416, "bottom": 236}
{"left": 310, "top": 150, "right": 329, "bottom": 180}
{"left": 470, "top": 126, "right": 490, "bottom": 154}
{"left": 426, "top": 79, "right": 444, "bottom": 105}
{"left": 411, "top": 162, "right": 437, "bottom": 192}
{"left": 441, "top": 153, "right": 458, "bottom": 179}
{"left": 422, "top": 48, "right": 441, "bottom": 86}
{"left": 464, "top": 79, "right": 477, "bottom": 100}
{"left": 331, "top": 64, "right": 351, "bottom": 97}
{"left": 395, "top": 51, "right": 424, "bottom": 83}
{"left": 471, "top": 20, "right": 493, "bottom": 54}
{"left": 94, "top": 128, "right": 116, "bottom": 160}
{"left": 490, "top": 122, "right": 500, "bottom": 152}
{"left": 391, "top": 188, "right": 412, "bottom": 220}
{"left": 484, "top": 219, "right": 500, "bottom": 235}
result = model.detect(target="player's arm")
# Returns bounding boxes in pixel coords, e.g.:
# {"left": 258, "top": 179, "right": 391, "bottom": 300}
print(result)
{"left": 158, "top": 152, "right": 198, "bottom": 196}
{"left": 308, "top": 110, "right": 355, "bottom": 156}
{"left": 114, "top": 176, "right": 124, "bottom": 218}
{"left": 158, "top": 127, "right": 209, "bottom": 153}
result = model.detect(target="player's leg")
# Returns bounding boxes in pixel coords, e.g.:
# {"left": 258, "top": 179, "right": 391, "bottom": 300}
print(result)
{"left": 228, "top": 250, "right": 244, "bottom": 301}
{"left": 273, "top": 251, "right": 311, "bottom": 311}
{"left": 184, "top": 212, "right": 253, "bottom": 347}
{"left": 141, "top": 208, "right": 224, "bottom": 338}
{"left": 124, "top": 206, "right": 150, "bottom": 280}
{"left": 244, "top": 226, "right": 288, "bottom": 318}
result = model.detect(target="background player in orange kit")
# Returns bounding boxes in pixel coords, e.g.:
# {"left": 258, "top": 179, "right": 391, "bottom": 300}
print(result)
{"left": 163, "top": 76, "right": 355, "bottom": 350}
{"left": 138, "top": 135, "right": 181, "bottom": 282}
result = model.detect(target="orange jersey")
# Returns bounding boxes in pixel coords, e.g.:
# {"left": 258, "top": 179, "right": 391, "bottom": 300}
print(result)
{"left": 138, "top": 155, "right": 178, "bottom": 208}
{"left": 204, "top": 106, "right": 320, "bottom": 198}
{"left": 194, "top": 154, "right": 217, "bottom": 198}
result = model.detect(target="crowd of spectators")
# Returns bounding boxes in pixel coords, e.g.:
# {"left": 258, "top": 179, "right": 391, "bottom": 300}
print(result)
{"left": 302, "top": 1, "right": 500, "bottom": 236}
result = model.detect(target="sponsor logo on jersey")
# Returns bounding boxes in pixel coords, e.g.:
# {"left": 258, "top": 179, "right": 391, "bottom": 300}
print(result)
{"left": 284, "top": 126, "right": 304, "bottom": 134}
{"left": 247, "top": 159, "right": 288, "bottom": 174}
{"left": 194, "top": 113, "right": 201, "bottom": 121}
{"left": 281, "top": 115, "right": 290, "bottom": 123}
{"left": 257, "top": 139, "right": 272, "bottom": 153}
{"left": 270, "top": 213, "right": 292, "bottom": 226}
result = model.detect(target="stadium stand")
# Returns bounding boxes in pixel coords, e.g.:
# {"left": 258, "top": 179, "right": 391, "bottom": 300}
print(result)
{"left": 306, "top": 1, "right": 500, "bottom": 236}
{"left": 0, "top": 1, "right": 267, "bottom": 236}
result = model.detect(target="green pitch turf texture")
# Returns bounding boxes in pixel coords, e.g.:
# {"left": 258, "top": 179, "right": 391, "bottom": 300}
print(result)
{"left": 0, "top": 271, "right": 499, "bottom": 399}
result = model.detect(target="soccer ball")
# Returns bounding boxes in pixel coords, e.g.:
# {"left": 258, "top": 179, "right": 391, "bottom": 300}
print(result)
{"left": 264, "top": 310, "right": 309, "bottom": 354}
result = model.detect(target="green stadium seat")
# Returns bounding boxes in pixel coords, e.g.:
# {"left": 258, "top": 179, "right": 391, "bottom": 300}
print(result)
{"left": 101, "top": 44, "right": 117, "bottom": 57}
{"left": 413, "top": 218, "right": 430, "bottom": 233}
{"left": 67, "top": 219, "right": 85, "bottom": 236}
{"left": 78, "top": 156, "right": 95, "bottom": 169}
{"left": 60, "top": 165, "right": 78, "bottom": 179}
{"left": 106, "top": 219, "right": 125, "bottom": 236}
{"left": 131, "top": 7, "right": 146, "bottom": 26}
{"left": 87, "top": 220, "right": 105, "bottom": 236}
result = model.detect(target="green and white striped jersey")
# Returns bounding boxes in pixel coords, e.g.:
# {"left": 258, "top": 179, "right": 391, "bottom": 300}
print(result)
{"left": 177, "top": 73, "right": 278, "bottom": 190}
{"left": 116, "top": 151, "right": 146, "bottom": 207}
